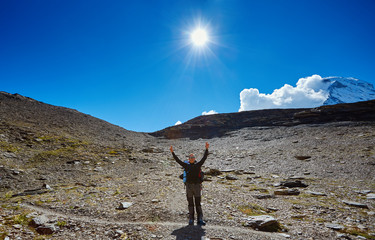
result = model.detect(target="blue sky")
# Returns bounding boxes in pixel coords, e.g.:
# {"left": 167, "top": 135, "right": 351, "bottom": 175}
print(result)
{"left": 1, "top": 0, "right": 375, "bottom": 132}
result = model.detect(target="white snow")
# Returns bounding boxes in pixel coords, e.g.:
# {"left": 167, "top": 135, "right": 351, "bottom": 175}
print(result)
{"left": 323, "top": 77, "right": 375, "bottom": 105}
{"left": 239, "top": 75, "right": 375, "bottom": 111}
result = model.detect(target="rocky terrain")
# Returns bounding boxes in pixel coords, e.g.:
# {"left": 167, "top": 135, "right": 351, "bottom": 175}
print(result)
{"left": 0, "top": 92, "right": 374, "bottom": 240}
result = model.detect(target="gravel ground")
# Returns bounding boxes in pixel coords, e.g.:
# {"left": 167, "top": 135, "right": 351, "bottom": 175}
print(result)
{"left": 1, "top": 122, "right": 375, "bottom": 239}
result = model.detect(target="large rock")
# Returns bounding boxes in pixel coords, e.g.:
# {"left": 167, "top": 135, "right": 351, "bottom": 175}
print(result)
{"left": 29, "top": 215, "right": 58, "bottom": 235}
{"left": 117, "top": 202, "right": 133, "bottom": 210}
{"left": 36, "top": 224, "right": 58, "bottom": 235}
{"left": 205, "top": 168, "right": 222, "bottom": 176}
{"left": 12, "top": 184, "right": 53, "bottom": 197}
{"left": 225, "top": 175, "right": 239, "bottom": 180}
{"left": 274, "top": 189, "right": 300, "bottom": 195}
{"left": 244, "top": 215, "right": 281, "bottom": 232}
{"left": 343, "top": 200, "right": 368, "bottom": 209}
{"left": 294, "top": 156, "right": 311, "bottom": 160}
{"left": 325, "top": 223, "right": 345, "bottom": 231}
{"left": 280, "top": 180, "right": 308, "bottom": 188}
{"left": 29, "top": 215, "right": 49, "bottom": 228}
{"left": 253, "top": 194, "right": 274, "bottom": 199}
{"left": 306, "top": 191, "right": 327, "bottom": 196}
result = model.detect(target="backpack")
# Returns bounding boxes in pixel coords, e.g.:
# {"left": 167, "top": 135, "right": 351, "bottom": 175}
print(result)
{"left": 179, "top": 161, "right": 204, "bottom": 183}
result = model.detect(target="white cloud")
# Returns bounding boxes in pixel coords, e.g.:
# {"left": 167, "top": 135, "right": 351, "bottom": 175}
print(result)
{"left": 239, "top": 74, "right": 330, "bottom": 111}
{"left": 202, "top": 110, "right": 218, "bottom": 115}
{"left": 175, "top": 121, "right": 182, "bottom": 125}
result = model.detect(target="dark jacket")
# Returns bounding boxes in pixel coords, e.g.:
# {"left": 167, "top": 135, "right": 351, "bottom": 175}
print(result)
{"left": 172, "top": 149, "right": 208, "bottom": 183}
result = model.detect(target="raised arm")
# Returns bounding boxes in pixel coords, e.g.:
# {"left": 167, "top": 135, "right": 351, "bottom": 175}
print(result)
{"left": 197, "top": 142, "right": 209, "bottom": 167}
{"left": 170, "top": 145, "right": 187, "bottom": 167}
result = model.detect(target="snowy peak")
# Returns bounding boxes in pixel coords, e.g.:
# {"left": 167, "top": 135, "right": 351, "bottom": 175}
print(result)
{"left": 323, "top": 77, "right": 375, "bottom": 105}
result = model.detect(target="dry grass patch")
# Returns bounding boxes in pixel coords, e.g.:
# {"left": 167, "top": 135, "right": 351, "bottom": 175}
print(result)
{"left": 238, "top": 203, "right": 267, "bottom": 216}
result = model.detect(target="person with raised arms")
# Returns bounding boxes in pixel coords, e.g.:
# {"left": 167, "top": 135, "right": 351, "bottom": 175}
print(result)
{"left": 170, "top": 142, "right": 209, "bottom": 226}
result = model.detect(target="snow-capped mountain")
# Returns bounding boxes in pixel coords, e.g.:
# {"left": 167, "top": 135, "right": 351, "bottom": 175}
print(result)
{"left": 322, "top": 77, "right": 375, "bottom": 105}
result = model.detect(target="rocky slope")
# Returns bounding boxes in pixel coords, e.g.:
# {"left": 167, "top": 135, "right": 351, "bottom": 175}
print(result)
{"left": 0, "top": 91, "right": 149, "bottom": 147}
{"left": 0, "top": 92, "right": 374, "bottom": 240}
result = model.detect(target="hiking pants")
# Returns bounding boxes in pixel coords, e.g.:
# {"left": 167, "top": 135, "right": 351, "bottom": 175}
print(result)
{"left": 186, "top": 183, "right": 203, "bottom": 220}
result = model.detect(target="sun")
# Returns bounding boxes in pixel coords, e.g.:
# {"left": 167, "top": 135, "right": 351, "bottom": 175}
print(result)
{"left": 191, "top": 28, "right": 208, "bottom": 46}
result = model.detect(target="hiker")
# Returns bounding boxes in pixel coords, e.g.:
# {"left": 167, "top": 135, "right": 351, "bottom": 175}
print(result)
{"left": 170, "top": 142, "right": 209, "bottom": 226}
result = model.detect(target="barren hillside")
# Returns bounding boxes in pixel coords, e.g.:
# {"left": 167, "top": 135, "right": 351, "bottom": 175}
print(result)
{"left": 1, "top": 92, "right": 374, "bottom": 240}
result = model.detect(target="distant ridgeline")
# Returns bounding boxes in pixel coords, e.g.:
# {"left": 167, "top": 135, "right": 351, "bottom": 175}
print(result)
{"left": 151, "top": 100, "right": 375, "bottom": 140}
{"left": 321, "top": 77, "right": 375, "bottom": 105}
{"left": 1, "top": 91, "right": 374, "bottom": 141}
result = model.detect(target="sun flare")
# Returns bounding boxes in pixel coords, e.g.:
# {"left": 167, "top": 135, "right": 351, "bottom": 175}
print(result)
{"left": 191, "top": 28, "right": 208, "bottom": 46}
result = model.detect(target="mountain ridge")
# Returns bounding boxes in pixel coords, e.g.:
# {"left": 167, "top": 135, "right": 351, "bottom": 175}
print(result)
{"left": 2, "top": 91, "right": 375, "bottom": 141}
{"left": 322, "top": 77, "right": 375, "bottom": 105}
{"left": 151, "top": 100, "right": 375, "bottom": 139}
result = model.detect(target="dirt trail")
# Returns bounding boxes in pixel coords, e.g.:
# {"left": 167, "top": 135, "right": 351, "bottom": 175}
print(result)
{"left": 22, "top": 203, "right": 286, "bottom": 240}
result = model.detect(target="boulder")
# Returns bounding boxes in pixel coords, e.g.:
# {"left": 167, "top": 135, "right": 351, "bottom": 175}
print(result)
{"left": 42, "top": 183, "right": 52, "bottom": 190}
{"left": 12, "top": 224, "right": 22, "bottom": 229}
{"left": 225, "top": 175, "right": 239, "bottom": 180}
{"left": 29, "top": 215, "right": 49, "bottom": 228}
{"left": 94, "top": 167, "right": 103, "bottom": 172}
{"left": 306, "top": 191, "right": 327, "bottom": 196}
{"left": 294, "top": 156, "right": 311, "bottom": 160}
{"left": 244, "top": 215, "right": 281, "bottom": 232}
{"left": 280, "top": 180, "right": 308, "bottom": 188}
{"left": 117, "top": 202, "right": 133, "bottom": 210}
{"left": 342, "top": 200, "right": 368, "bottom": 209}
{"left": 325, "top": 223, "right": 345, "bottom": 231}
{"left": 36, "top": 224, "right": 58, "bottom": 235}
{"left": 288, "top": 176, "right": 306, "bottom": 180}
{"left": 274, "top": 189, "right": 300, "bottom": 196}
{"left": 354, "top": 190, "right": 372, "bottom": 195}
{"left": 253, "top": 194, "right": 274, "bottom": 199}
{"left": 205, "top": 168, "right": 222, "bottom": 176}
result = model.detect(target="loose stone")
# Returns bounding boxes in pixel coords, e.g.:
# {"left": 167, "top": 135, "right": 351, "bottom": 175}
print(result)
{"left": 117, "top": 202, "right": 133, "bottom": 210}
{"left": 280, "top": 180, "right": 308, "bottom": 188}
{"left": 325, "top": 223, "right": 345, "bottom": 231}
{"left": 274, "top": 189, "right": 300, "bottom": 195}
{"left": 306, "top": 191, "right": 327, "bottom": 196}
{"left": 342, "top": 200, "right": 368, "bottom": 209}
{"left": 225, "top": 175, "right": 238, "bottom": 180}
{"left": 244, "top": 215, "right": 281, "bottom": 232}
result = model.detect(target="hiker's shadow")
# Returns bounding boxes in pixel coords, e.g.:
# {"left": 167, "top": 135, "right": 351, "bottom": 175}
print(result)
{"left": 171, "top": 225, "right": 206, "bottom": 240}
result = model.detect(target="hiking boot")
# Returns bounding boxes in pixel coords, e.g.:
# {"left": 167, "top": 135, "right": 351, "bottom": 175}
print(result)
{"left": 189, "top": 218, "right": 194, "bottom": 225}
{"left": 197, "top": 219, "right": 206, "bottom": 226}
{"left": 196, "top": 206, "right": 206, "bottom": 225}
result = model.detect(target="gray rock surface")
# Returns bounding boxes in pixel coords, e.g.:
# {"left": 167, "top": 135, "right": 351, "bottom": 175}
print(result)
{"left": 342, "top": 200, "right": 368, "bottom": 209}
{"left": 244, "top": 215, "right": 280, "bottom": 232}
{"left": 279, "top": 180, "right": 308, "bottom": 188}
{"left": 117, "top": 202, "right": 133, "bottom": 210}
{"left": 29, "top": 215, "right": 49, "bottom": 228}
{"left": 325, "top": 223, "right": 345, "bottom": 231}
{"left": 306, "top": 191, "right": 327, "bottom": 196}
{"left": 274, "top": 189, "right": 300, "bottom": 195}
{"left": 35, "top": 224, "right": 58, "bottom": 235}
